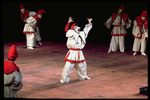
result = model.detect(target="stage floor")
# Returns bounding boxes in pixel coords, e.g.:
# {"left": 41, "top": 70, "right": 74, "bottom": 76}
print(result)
{"left": 4, "top": 41, "right": 148, "bottom": 99}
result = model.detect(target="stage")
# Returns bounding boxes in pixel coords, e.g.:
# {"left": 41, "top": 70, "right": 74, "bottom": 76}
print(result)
{"left": 3, "top": 41, "right": 148, "bottom": 99}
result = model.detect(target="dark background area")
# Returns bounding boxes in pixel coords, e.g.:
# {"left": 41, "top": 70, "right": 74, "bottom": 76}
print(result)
{"left": 2, "top": 0, "right": 148, "bottom": 45}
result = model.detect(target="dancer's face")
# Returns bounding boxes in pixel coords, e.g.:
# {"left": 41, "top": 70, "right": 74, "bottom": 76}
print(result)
{"left": 20, "top": 9, "right": 25, "bottom": 14}
{"left": 141, "top": 17, "right": 146, "bottom": 21}
{"left": 38, "top": 15, "right": 42, "bottom": 19}
{"left": 118, "top": 9, "right": 123, "bottom": 15}
{"left": 74, "top": 26, "right": 81, "bottom": 33}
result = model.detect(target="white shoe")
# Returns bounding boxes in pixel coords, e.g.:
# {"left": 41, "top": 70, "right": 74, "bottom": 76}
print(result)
{"left": 86, "top": 76, "right": 91, "bottom": 80}
{"left": 39, "top": 42, "right": 42, "bottom": 46}
{"left": 79, "top": 76, "right": 91, "bottom": 81}
{"left": 120, "top": 51, "right": 124, "bottom": 53}
{"left": 60, "top": 79, "right": 64, "bottom": 83}
{"left": 133, "top": 52, "right": 137, "bottom": 56}
{"left": 108, "top": 50, "right": 111, "bottom": 53}
{"left": 27, "top": 47, "right": 34, "bottom": 49}
{"left": 141, "top": 53, "right": 147, "bottom": 56}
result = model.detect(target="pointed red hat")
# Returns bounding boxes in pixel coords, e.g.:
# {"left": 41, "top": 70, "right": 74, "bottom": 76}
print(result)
{"left": 8, "top": 45, "right": 18, "bottom": 60}
{"left": 70, "top": 23, "right": 76, "bottom": 30}
{"left": 37, "top": 9, "right": 45, "bottom": 15}
{"left": 118, "top": 5, "right": 124, "bottom": 12}
{"left": 20, "top": 4, "right": 25, "bottom": 10}
{"left": 141, "top": 11, "right": 147, "bottom": 17}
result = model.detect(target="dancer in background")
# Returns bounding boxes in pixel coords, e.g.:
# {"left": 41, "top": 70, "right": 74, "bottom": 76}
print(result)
{"left": 132, "top": 11, "right": 148, "bottom": 56}
{"left": 60, "top": 17, "right": 92, "bottom": 83}
{"left": 20, "top": 4, "right": 42, "bottom": 46}
{"left": 4, "top": 45, "right": 23, "bottom": 98}
{"left": 23, "top": 9, "right": 45, "bottom": 49}
{"left": 104, "top": 5, "right": 132, "bottom": 53}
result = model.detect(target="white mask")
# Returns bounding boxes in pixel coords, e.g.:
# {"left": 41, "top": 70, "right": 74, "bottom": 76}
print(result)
{"left": 74, "top": 26, "right": 81, "bottom": 33}
{"left": 20, "top": 9, "right": 25, "bottom": 14}
{"left": 38, "top": 14, "right": 42, "bottom": 19}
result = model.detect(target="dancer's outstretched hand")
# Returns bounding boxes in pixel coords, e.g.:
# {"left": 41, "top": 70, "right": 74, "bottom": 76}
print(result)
{"left": 68, "top": 17, "right": 74, "bottom": 23}
{"left": 87, "top": 18, "right": 93, "bottom": 23}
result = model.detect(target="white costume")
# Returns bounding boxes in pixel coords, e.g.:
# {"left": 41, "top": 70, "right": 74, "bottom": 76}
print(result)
{"left": 23, "top": 16, "right": 37, "bottom": 49}
{"left": 132, "top": 20, "right": 148, "bottom": 54}
{"left": 105, "top": 15, "right": 132, "bottom": 53}
{"left": 61, "top": 23, "right": 92, "bottom": 83}
{"left": 28, "top": 11, "right": 42, "bottom": 43}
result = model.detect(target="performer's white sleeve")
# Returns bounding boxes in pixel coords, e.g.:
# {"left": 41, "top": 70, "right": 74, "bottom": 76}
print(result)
{"left": 83, "top": 23, "right": 93, "bottom": 38}
{"left": 126, "top": 18, "right": 132, "bottom": 29}
{"left": 105, "top": 16, "right": 112, "bottom": 29}
{"left": 132, "top": 20, "right": 141, "bottom": 36}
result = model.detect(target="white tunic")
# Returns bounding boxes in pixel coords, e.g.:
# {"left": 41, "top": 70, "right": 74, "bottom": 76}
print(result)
{"left": 23, "top": 16, "right": 37, "bottom": 34}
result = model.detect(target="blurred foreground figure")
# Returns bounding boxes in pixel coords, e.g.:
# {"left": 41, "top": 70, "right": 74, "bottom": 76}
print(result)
{"left": 4, "top": 45, "right": 23, "bottom": 98}
{"left": 60, "top": 17, "right": 93, "bottom": 83}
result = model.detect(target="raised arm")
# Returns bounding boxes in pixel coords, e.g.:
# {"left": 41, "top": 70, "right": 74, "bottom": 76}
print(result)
{"left": 65, "top": 17, "right": 74, "bottom": 32}
{"left": 83, "top": 18, "right": 93, "bottom": 38}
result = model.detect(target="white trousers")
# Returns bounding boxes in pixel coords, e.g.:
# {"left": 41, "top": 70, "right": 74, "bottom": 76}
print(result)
{"left": 108, "top": 36, "right": 125, "bottom": 52}
{"left": 61, "top": 61, "right": 89, "bottom": 82}
{"left": 26, "top": 34, "right": 36, "bottom": 47}
{"left": 133, "top": 38, "right": 147, "bottom": 53}
{"left": 35, "top": 26, "right": 41, "bottom": 42}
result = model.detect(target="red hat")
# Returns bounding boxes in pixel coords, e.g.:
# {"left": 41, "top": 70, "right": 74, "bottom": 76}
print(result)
{"left": 141, "top": 11, "right": 147, "bottom": 17}
{"left": 20, "top": 4, "right": 25, "bottom": 10}
{"left": 33, "top": 15, "right": 38, "bottom": 20}
{"left": 118, "top": 5, "right": 124, "bottom": 12}
{"left": 37, "top": 9, "right": 45, "bottom": 15}
{"left": 70, "top": 23, "right": 76, "bottom": 30}
{"left": 8, "top": 45, "right": 18, "bottom": 60}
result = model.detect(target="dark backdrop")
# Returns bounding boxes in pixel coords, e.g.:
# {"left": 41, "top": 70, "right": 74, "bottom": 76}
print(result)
{"left": 2, "top": 0, "right": 148, "bottom": 45}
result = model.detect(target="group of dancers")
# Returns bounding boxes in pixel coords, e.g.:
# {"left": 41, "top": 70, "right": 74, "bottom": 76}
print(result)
{"left": 4, "top": 4, "right": 148, "bottom": 98}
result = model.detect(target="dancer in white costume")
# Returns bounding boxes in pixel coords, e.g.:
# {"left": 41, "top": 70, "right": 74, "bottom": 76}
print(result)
{"left": 104, "top": 5, "right": 132, "bottom": 53}
{"left": 132, "top": 11, "right": 148, "bottom": 56}
{"left": 60, "top": 17, "right": 93, "bottom": 83}
{"left": 23, "top": 10, "right": 45, "bottom": 49}
{"left": 20, "top": 4, "right": 42, "bottom": 46}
